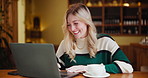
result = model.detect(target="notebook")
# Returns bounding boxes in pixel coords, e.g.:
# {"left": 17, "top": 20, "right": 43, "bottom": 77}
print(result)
{"left": 9, "top": 43, "right": 79, "bottom": 78}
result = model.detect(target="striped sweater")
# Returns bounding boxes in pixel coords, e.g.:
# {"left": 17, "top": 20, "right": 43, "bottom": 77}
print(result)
{"left": 56, "top": 34, "right": 133, "bottom": 73}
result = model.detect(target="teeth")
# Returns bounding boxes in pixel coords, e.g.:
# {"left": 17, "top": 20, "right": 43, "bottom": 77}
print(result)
{"left": 74, "top": 31, "right": 79, "bottom": 34}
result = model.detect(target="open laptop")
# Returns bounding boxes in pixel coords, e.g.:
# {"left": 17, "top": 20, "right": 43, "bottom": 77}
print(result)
{"left": 9, "top": 43, "right": 79, "bottom": 78}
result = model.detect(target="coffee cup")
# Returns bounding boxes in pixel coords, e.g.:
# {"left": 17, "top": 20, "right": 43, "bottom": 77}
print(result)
{"left": 85, "top": 64, "right": 106, "bottom": 76}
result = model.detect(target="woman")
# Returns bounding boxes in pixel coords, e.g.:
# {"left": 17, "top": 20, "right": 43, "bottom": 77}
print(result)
{"left": 56, "top": 3, "right": 133, "bottom": 73}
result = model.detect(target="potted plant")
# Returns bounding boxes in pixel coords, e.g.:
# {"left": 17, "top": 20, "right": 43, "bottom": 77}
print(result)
{"left": 0, "top": 5, "right": 13, "bottom": 69}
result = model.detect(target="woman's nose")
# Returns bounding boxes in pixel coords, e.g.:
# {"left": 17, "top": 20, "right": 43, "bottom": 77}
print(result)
{"left": 71, "top": 25, "right": 76, "bottom": 31}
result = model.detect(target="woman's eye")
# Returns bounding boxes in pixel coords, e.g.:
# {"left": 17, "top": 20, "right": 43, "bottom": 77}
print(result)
{"left": 67, "top": 24, "right": 71, "bottom": 27}
{"left": 74, "top": 23, "right": 78, "bottom": 25}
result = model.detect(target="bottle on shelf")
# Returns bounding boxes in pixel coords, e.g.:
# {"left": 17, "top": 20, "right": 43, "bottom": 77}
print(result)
{"left": 98, "top": 0, "right": 102, "bottom": 6}
{"left": 135, "top": 27, "right": 138, "bottom": 34}
{"left": 128, "top": 29, "right": 131, "bottom": 34}
{"left": 86, "top": 0, "right": 92, "bottom": 7}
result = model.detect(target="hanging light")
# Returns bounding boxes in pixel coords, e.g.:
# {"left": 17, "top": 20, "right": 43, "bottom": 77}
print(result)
{"left": 123, "top": 3, "right": 129, "bottom": 7}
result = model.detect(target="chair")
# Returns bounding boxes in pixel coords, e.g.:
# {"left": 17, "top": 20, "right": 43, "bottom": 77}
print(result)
{"left": 140, "top": 66, "right": 148, "bottom": 72}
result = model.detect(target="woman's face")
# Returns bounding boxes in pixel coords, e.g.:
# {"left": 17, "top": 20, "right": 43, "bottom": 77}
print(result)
{"left": 67, "top": 14, "right": 88, "bottom": 39}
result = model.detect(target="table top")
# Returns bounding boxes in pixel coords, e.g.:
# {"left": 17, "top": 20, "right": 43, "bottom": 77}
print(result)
{"left": 0, "top": 70, "right": 148, "bottom": 78}
{"left": 130, "top": 43, "right": 148, "bottom": 49}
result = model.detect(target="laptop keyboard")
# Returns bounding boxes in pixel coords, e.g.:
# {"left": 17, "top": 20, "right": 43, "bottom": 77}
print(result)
{"left": 60, "top": 71, "right": 79, "bottom": 78}
{"left": 8, "top": 70, "right": 79, "bottom": 78}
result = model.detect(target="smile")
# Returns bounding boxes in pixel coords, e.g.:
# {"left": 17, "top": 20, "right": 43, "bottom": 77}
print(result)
{"left": 74, "top": 31, "right": 79, "bottom": 33}
{"left": 73, "top": 31, "right": 79, "bottom": 35}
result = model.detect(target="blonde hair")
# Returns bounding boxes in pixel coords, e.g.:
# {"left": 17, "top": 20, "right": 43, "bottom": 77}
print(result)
{"left": 62, "top": 3, "right": 97, "bottom": 60}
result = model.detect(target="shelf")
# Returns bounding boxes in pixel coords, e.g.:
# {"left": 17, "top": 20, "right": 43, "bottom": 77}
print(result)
{"left": 123, "top": 25, "right": 139, "bottom": 26}
{"left": 123, "top": 16, "right": 138, "bottom": 19}
{"left": 68, "top": 0, "right": 148, "bottom": 35}
{"left": 87, "top": 4, "right": 140, "bottom": 8}
{"left": 104, "top": 5, "right": 122, "bottom": 7}
{"left": 104, "top": 24, "right": 120, "bottom": 26}
{"left": 95, "top": 25, "right": 102, "bottom": 27}
{"left": 141, "top": 25, "right": 148, "bottom": 26}
{"left": 122, "top": 33, "right": 140, "bottom": 35}
{"left": 92, "top": 16, "right": 102, "bottom": 19}
{"left": 86, "top": 4, "right": 102, "bottom": 7}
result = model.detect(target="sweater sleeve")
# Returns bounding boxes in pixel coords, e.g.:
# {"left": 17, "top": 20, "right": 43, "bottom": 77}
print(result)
{"left": 97, "top": 34, "right": 133, "bottom": 73}
{"left": 105, "top": 48, "right": 133, "bottom": 73}
{"left": 56, "top": 40, "right": 66, "bottom": 69}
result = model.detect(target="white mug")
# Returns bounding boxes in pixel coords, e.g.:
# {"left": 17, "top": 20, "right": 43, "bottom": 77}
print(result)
{"left": 85, "top": 64, "right": 106, "bottom": 76}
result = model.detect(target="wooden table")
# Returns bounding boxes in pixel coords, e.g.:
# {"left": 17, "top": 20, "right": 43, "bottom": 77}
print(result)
{"left": 0, "top": 70, "right": 148, "bottom": 78}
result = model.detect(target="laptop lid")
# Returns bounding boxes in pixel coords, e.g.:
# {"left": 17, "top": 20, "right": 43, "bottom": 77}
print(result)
{"left": 10, "top": 43, "right": 61, "bottom": 78}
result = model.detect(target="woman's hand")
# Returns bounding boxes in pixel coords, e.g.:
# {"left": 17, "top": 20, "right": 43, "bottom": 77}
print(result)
{"left": 57, "top": 63, "right": 61, "bottom": 71}
{"left": 66, "top": 65, "right": 87, "bottom": 73}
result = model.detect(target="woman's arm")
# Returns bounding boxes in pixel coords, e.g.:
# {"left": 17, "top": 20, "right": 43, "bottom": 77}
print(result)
{"left": 56, "top": 40, "right": 66, "bottom": 70}
{"left": 97, "top": 34, "right": 133, "bottom": 73}
{"left": 105, "top": 48, "right": 133, "bottom": 73}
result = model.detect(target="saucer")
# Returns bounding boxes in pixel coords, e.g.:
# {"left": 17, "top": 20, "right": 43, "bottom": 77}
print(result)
{"left": 83, "top": 72, "right": 110, "bottom": 78}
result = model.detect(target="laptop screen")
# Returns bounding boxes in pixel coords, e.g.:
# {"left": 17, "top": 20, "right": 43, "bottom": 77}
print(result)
{"left": 10, "top": 43, "right": 61, "bottom": 78}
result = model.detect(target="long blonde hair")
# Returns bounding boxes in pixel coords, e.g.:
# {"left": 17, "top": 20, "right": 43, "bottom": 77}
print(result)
{"left": 62, "top": 3, "right": 97, "bottom": 60}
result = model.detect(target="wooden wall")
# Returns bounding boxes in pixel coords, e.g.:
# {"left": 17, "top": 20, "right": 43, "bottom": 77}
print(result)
{"left": 1, "top": 0, "right": 18, "bottom": 44}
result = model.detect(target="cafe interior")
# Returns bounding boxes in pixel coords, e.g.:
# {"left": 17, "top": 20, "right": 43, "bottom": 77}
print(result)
{"left": 0, "top": 0, "right": 148, "bottom": 78}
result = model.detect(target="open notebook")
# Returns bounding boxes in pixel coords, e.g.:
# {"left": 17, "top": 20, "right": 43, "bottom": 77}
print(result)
{"left": 9, "top": 43, "right": 79, "bottom": 78}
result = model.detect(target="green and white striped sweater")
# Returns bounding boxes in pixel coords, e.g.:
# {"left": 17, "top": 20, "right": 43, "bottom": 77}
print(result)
{"left": 56, "top": 34, "right": 133, "bottom": 73}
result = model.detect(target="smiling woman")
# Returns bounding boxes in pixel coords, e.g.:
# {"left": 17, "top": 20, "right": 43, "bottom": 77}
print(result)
{"left": 56, "top": 3, "right": 133, "bottom": 74}
{"left": 67, "top": 15, "right": 88, "bottom": 39}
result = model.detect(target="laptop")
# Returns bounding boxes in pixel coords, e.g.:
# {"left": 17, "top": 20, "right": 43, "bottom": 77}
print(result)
{"left": 9, "top": 43, "right": 79, "bottom": 78}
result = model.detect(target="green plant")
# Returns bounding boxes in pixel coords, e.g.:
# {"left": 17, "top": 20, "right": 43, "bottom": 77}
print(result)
{"left": 0, "top": 5, "right": 14, "bottom": 69}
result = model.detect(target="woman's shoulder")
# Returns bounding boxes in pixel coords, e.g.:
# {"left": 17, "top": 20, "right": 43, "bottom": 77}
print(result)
{"left": 96, "top": 34, "right": 119, "bottom": 53}
{"left": 57, "top": 40, "right": 66, "bottom": 51}
{"left": 56, "top": 40, "right": 66, "bottom": 56}
{"left": 97, "top": 33, "right": 115, "bottom": 41}
{"left": 59, "top": 40, "right": 65, "bottom": 45}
